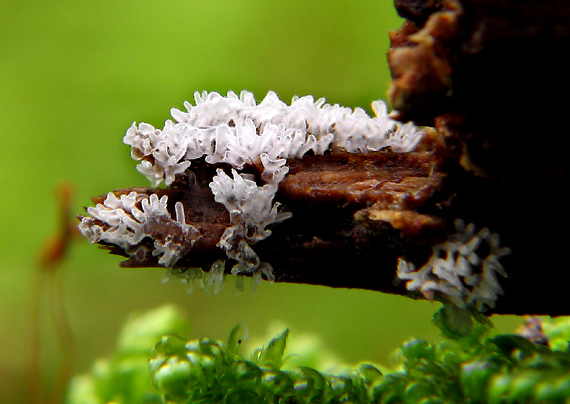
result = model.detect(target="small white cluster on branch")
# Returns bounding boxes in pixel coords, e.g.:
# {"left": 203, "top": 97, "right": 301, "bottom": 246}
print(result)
{"left": 397, "top": 219, "right": 511, "bottom": 311}
{"left": 78, "top": 192, "right": 200, "bottom": 267}
{"left": 123, "top": 90, "right": 423, "bottom": 187}
{"left": 209, "top": 168, "right": 292, "bottom": 278}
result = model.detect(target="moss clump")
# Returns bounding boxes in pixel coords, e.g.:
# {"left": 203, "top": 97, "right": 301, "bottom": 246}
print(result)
{"left": 66, "top": 304, "right": 570, "bottom": 404}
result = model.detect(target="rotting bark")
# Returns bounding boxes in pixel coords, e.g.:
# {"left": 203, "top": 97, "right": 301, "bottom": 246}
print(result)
{"left": 389, "top": 0, "right": 570, "bottom": 184}
{"left": 81, "top": 0, "right": 569, "bottom": 316}
{"left": 387, "top": 0, "right": 570, "bottom": 315}
{"left": 87, "top": 130, "right": 456, "bottom": 296}
{"left": 83, "top": 127, "right": 516, "bottom": 312}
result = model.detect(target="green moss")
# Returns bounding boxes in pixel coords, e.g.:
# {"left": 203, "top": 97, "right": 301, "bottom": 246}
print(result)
{"left": 67, "top": 304, "right": 570, "bottom": 404}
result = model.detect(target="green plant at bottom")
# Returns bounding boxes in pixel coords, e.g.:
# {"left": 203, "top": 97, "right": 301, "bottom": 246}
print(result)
{"left": 149, "top": 326, "right": 379, "bottom": 404}
{"left": 66, "top": 305, "right": 190, "bottom": 404}
{"left": 66, "top": 304, "right": 570, "bottom": 404}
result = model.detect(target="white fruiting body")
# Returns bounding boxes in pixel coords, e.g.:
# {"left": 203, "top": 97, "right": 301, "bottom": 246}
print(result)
{"left": 79, "top": 192, "right": 200, "bottom": 267}
{"left": 209, "top": 168, "right": 292, "bottom": 277}
{"left": 82, "top": 90, "right": 426, "bottom": 291}
{"left": 397, "top": 219, "right": 511, "bottom": 311}
{"left": 123, "top": 90, "right": 423, "bottom": 187}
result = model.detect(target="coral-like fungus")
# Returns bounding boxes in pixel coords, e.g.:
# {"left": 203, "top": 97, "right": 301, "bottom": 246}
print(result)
{"left": 210, "top": 168, "right": 291, "bottom": 276}
{"left": 81, "top": 90, "right": 426, "bottom": 291}
{"left": 123, "top": 91, "right": 423, "bottom": 187}
{"left": 397, "top": 219, "right": 510, "bottom": 311}
{"left": 79, "top": 191, "right": 200, "bottom": 267}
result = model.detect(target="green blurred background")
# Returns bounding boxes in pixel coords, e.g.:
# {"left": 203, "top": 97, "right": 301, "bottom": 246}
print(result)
{"left": 0, "top": 0, "right": 521, "bottom": 402}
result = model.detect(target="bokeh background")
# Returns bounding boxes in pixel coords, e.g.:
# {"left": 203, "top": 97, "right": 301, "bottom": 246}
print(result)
{"left": 0, "top": 0, "right": 521, "bottom": 402}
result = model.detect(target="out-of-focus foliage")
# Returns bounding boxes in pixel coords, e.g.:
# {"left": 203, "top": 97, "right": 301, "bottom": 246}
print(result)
{"left": 67, "top": 304, "right": 570, "bottom": 404}
{"left": 66, "top": 305, "right": 189, "bottom": 404}
{"left": 543, "top": 318, "right": 570, "bottom": 352}
{"left": 373, "top": 306, "right": 570, "bottom": 404}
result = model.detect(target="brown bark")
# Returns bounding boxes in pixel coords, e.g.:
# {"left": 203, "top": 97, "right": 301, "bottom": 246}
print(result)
{"left": 387, "top": 0, "right": 570, "bottom": 315}
{"left": 82, "top": 128, "right": 521, "bottom": 313}
{"left": 86, "top": 132, "right": 456, "bottom": 296}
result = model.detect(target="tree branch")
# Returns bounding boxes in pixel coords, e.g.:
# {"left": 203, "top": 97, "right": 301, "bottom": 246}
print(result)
{"left": 80, "top": 0, "right": 569, "bottom": 316}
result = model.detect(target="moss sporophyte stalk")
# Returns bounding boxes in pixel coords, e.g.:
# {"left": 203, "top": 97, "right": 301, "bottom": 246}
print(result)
{"left": 66, "top": 304, "right": 570, "bottom": 404}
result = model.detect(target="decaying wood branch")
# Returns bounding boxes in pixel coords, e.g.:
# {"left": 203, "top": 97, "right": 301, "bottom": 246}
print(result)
{"left": 82, "top": 128, "right": 518, "bottom": 313}
{"left": 80, "top": 0, "right": 569, "bottom": 316}
{"left": 110, "top": 130, "right": 453, "bottom": 291}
